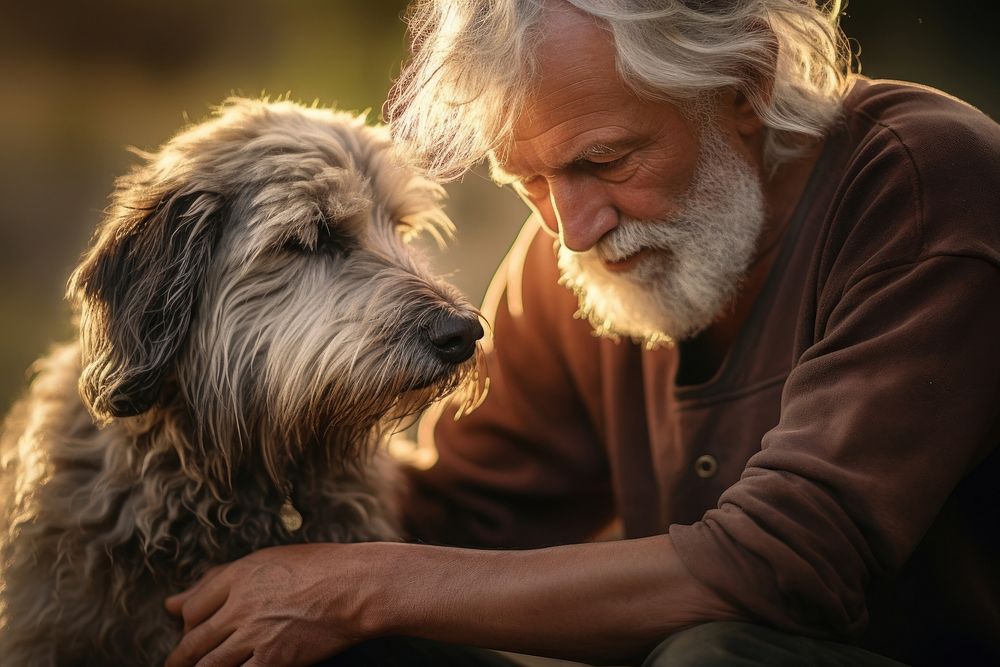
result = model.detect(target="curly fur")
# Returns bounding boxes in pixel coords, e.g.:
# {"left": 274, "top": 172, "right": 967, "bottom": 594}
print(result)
{"left": 0, "top": 99, "right": 485, "bottom": 666}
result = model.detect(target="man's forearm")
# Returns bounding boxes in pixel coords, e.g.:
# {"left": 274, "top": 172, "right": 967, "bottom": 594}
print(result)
{"left": 362, "top": 535, "right": 744, "bottom": 664}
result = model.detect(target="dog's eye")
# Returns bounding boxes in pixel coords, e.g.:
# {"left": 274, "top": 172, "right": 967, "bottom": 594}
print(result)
{"left": 315, "top": 224, "right": 353, "bottom": 255}
{"left": 283, "top": 225, "right": 354, "bottom": 257}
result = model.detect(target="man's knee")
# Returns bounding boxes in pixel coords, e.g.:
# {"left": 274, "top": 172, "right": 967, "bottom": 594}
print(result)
{"left": 642, "top": 621, "right": 903, "bottom": 667}
{"left": 643, "top": 622, "right": 771, "bottom": 667}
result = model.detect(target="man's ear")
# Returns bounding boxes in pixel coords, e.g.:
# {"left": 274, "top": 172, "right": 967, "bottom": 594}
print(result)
{"left": 68, "top": 171, "right": 224, "bottom": 423}
{"left": 732, "top": 20, "right": 778, "bottom": 137}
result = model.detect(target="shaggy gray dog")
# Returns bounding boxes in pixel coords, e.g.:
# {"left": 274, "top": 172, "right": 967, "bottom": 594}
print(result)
{"left": 0, "top": 99, "right": 485, "bottom": 666}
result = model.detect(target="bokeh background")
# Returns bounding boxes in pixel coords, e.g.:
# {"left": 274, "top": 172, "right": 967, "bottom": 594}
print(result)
{"left": 1, "top": 0, "right": 997, "bottom": 415}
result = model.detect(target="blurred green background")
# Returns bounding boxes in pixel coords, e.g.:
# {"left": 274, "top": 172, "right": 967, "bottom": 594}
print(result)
{"left": 0, "top": 0, "right": 997, "bottom": 414}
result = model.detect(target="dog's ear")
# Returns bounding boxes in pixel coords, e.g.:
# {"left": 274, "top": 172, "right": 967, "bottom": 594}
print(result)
{"left": 68, "top": 172, "right": 224, "bottom": 423}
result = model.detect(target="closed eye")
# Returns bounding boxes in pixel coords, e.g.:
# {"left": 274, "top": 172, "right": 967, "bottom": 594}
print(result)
{"left": 578, "top": 153, "right": 629, "bottom": 172}
{"left": 591, "top": 157, "right": 624, "bottom": 169}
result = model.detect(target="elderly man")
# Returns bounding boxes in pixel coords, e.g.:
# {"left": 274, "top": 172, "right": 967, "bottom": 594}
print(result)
{"left": 165, "top": 1, "right": 1000, "bottom": 666}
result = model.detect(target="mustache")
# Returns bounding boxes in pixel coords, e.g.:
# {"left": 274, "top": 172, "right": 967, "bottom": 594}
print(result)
{"left": 593, "top": 213, "right": 695, "bottom": 265}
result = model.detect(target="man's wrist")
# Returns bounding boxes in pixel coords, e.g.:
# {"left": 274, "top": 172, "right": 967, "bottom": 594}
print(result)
{"left": 340, "top": 541, "right": 407, "bottom": 640}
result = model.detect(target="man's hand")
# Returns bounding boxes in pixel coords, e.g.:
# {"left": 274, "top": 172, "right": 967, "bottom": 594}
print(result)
{"left": 164, "top": 543, "right": 381, "bottom": 667}
{"left": 164, "top": 535, "right": 738, "bottom": 666}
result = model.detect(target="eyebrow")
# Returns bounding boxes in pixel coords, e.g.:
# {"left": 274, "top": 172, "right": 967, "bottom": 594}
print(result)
{"left": 492, "top": 136, "right": 639, "bottom": 186}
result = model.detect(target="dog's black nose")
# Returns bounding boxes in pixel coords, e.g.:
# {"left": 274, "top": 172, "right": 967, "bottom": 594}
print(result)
{"left": 427, "top": 314, "right": 484, "bottom": 364}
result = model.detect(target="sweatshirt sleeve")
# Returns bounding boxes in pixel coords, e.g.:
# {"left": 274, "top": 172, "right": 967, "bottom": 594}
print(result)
{"left": 401, "top": 220, "right": 616, "bottom": 549}
{"left": 669, "top": 254, "right": 1000, "bottom": 636}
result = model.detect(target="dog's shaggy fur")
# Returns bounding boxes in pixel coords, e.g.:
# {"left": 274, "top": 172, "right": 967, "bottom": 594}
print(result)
{"left": 0, "top": 99, "right": 485, "bottom": 666}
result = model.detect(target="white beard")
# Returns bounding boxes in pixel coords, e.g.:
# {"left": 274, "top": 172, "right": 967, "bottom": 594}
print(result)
{"left": 556, "top": 125, "right": 767, "bottom": 347}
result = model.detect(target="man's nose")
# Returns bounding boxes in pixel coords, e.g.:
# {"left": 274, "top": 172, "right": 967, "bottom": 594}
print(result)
{"left": 548, "top": 175, "right": 618, "bottom": 252}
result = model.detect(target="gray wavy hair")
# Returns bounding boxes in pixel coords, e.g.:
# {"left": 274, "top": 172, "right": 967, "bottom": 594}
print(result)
{"left": 387, "top": 0, "right": 851, "bottom": 179}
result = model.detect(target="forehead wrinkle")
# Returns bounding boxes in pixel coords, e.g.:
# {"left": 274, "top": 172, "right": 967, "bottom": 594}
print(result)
{"left": 518, "top": 79, "right": 625, "bottom": 130}
{"left": 529, "top": 69, "right": 618, "bottom": 111}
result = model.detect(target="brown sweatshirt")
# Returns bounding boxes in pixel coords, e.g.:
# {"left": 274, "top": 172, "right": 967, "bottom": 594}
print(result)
{"left": 403, "top": 78, "right": 1000, "bottom": 665}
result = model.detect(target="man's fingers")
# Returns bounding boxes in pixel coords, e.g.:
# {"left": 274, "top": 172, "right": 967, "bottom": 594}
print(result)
{"left": 193, "top": 629, "right": 255, "bottom": 667}
{"left": 166, "top": 564, "right": 229, "bottom": 615}
{"left": 180, "top": 579, "right": 232, "bottom": 635}
{"left": 165, "top": 565, "right": 232, "bottom": 633}
{"left": 165, "top": 620, "right": 235, "bottom": 667}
